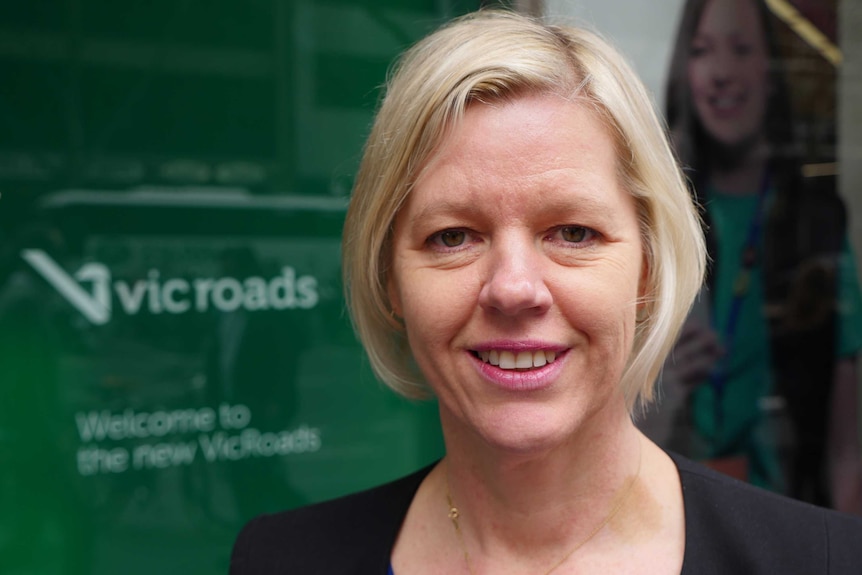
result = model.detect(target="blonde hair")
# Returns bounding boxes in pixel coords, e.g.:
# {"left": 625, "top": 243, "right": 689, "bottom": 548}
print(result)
{"left": 342, "top": 9, "right": 706, "bottom": 413}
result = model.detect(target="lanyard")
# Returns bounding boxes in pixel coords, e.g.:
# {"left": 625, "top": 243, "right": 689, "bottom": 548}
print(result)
{"left": 709, "top": 169, "right": 771, "bottom": 432}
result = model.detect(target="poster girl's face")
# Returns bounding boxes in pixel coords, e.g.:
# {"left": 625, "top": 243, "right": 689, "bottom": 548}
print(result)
{"left": 687, "top": 0, "right": 770, "bottom": 149}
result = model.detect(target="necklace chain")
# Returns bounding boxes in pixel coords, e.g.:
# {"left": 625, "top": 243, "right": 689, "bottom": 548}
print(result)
{"left": 444, "top": 445, "right": 643, "bottom": 575}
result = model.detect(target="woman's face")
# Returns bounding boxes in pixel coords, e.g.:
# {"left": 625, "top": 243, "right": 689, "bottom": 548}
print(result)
{"left": 388, "top": 95, "right": 645, "bottom": 453}
{"left": 687, "top": 0, "right": 770, "bottom": 148}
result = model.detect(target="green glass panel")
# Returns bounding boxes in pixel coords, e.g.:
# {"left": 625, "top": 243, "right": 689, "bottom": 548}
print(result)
{"left": 0, "top": 2, "right": 479, "bottom": 574}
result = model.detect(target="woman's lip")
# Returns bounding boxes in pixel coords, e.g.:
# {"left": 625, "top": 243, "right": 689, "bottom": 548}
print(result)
{"left": 469, "top": 340, "right": 567, "bottom": 353}
{"left": 468, "top": 348, "right": 568, "bottom": 392}
{"left": 705, "top": 93, "right": 746, "bottom": 114}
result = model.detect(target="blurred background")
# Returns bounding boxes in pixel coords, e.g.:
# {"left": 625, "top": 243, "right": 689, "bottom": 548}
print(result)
{"left": 0, "top": 2, "right": 482, "bottom": 573}
{"left": 0, "top": 1, "right": 859, "bottom": 574}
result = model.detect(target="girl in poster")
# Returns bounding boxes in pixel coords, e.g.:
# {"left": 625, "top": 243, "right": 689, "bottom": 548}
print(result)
{"left": 654, "top": 0, "right": 862, "bottom": 512}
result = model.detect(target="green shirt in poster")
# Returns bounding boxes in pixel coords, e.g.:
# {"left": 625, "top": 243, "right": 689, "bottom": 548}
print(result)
{"left": 691, "top": 189, "right": 862, "bottom": 489}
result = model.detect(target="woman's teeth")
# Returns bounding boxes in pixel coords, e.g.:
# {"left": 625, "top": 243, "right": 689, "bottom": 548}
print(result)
{"left": 478, "top": 350, "right": 557, "bottom": 370}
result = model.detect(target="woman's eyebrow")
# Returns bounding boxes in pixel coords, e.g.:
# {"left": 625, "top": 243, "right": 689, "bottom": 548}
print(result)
{"left": 406, "top": 193, "right": 619, "bottom": 227}
{"left": 407, "top": 199, "right": 476, "bottom": 226}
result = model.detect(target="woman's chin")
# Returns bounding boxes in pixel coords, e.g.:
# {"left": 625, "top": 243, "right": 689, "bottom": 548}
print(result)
{"left": 468, "top": 406, "right": 595, "bottom": 456}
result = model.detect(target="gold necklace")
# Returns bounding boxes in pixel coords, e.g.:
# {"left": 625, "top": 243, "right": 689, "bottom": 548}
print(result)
{"left": 445, "top": 446, "right": 642, "bottom": 575}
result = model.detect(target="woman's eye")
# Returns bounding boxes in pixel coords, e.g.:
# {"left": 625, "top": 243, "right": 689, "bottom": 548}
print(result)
{"left": 689, "top": 42, "right": 708, "bottom": 58}
{"left": 430, "top": 229, "right": 468, "bottom": 248}
{"left": 559, "top": 226, "right": 591, "bottom": 243}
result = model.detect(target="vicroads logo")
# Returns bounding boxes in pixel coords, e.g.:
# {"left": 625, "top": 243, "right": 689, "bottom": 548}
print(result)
{"left": 21, "top": 249, "right": 319, "bottom": 325}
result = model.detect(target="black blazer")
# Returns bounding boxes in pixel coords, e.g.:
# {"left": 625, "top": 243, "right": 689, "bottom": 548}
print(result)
{"left": 230, "top": 453, "right": 862, "bottom": 574}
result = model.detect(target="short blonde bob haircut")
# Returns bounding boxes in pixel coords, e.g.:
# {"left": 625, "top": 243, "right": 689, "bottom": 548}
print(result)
{"left": 342, "top": 9, "right": 705, "bottom": 414}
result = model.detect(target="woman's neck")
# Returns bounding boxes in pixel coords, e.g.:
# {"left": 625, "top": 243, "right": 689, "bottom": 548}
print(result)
{"left": 393, "top": 409, "right": 685, "bottom": 574}
{"left": 438, "top": 406, "right": 645, "bottom": 566}
{"left": 705, "top": 136, "right": 770, "bottom": 196}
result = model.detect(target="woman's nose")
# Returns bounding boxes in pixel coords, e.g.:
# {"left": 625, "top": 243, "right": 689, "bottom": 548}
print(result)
{"left": 710, "top": 49, "right": 735, "bottom": 85}
{"left": 478, "top": 238, "right": 552, "bottom": 316}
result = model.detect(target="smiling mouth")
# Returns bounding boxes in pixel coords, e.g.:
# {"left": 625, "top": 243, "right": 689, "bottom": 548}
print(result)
{"left": 471, "top": 349, "right": 558, "bottom": 370}
{"left": 708, "top": 94, "right": 745, "bottom": 113}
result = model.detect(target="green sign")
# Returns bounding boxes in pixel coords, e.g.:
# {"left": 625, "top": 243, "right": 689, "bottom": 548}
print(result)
{"left": 0, "top": 2, "right": 481, "bottom": 574}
